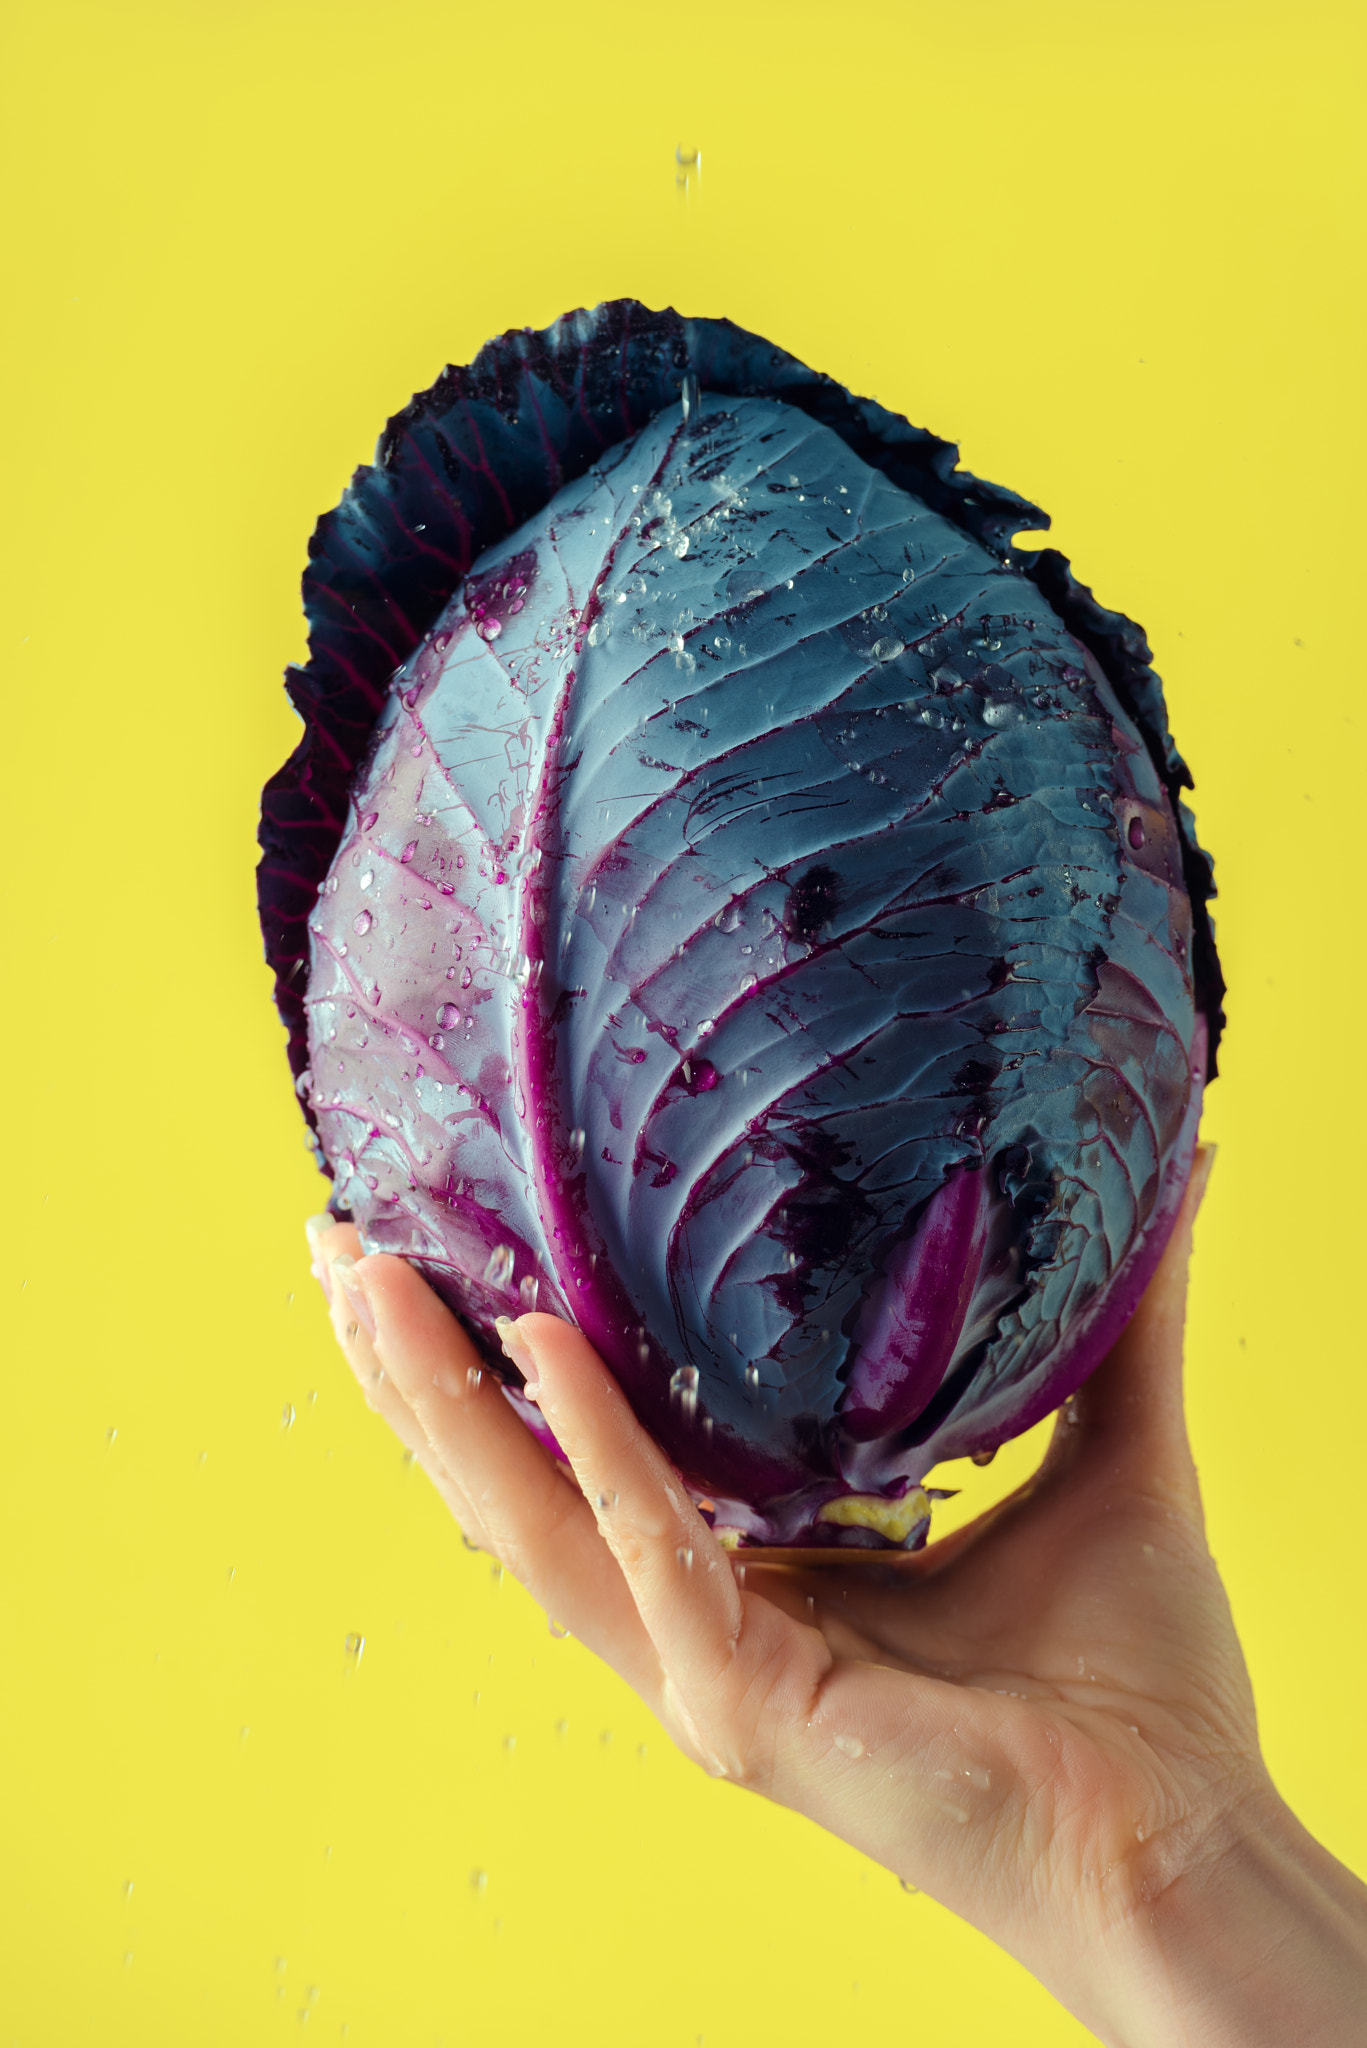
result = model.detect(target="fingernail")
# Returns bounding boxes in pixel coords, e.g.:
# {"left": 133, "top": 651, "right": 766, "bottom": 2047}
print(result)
{"left": 496, "top": 1315, "right": 538, "bottom": 1396}
{"left": 305, "top": 1212, "right": 336, "bottom": 1250}
{"left": 311, "top": 1257, "right": 334, "bottom": 1307}
{"left": 332, "top": 1255, "right": 376, "bottom": 1341}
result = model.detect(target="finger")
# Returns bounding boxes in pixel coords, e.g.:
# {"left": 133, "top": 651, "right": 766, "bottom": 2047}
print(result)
{"left": 1061, "top": 1140, "right": 1217, "bottom": 1492}
{"left": 307, "top": 1217, "right": 499, "bottom": 1548}
{"left": 518, "top": 1318, "right": 1044, "bottom": 1877}
{"left": 305, "top": 1211, "right": 359, "bottom": 1304}
{"left": 346, "top": 1262, "right": 664, "bottom": 1700}
{"left": 518, "top": 1314, "right": 835, "bottom": 1781}
{"left": 339, "top": 1312, "right": 499, "bottom": 1549}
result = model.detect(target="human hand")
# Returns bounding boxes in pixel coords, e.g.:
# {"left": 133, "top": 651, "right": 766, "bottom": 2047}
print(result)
{"left": 309, "top": 1150, "right": 1367, "bottom": 2045}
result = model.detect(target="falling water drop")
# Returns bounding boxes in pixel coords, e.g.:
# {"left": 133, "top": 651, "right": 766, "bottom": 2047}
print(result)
{"left": 483, "top": 1245, "right": 515, "bottom": 1288}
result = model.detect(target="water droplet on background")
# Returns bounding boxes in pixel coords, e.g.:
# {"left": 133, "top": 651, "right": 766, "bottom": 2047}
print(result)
{"left": 344, "top": 1632, "right": 365, "bottom": 1663}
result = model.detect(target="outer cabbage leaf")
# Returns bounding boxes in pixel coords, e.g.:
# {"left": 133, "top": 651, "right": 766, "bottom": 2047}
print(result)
{"left": 259, "top": 302, "right": 1222, "bottom": 1120}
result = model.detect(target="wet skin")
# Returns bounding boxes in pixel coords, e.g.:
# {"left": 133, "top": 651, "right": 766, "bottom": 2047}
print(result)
{"left": 309, "top": 1148, "right": 1367, "bottom": 2047}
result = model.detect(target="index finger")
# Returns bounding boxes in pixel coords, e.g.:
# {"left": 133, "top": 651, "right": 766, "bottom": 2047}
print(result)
{"left": 515, "top": 1314, "right": 833, "bottom": 1780}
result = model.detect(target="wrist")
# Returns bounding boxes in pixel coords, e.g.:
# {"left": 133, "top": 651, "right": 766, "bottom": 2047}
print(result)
{"left": 1067, "top": 1784, "right": 1367, "bottom": 2048}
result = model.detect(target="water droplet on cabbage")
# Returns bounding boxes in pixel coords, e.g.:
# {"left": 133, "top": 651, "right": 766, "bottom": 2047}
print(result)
{"left": 483, "top": 1245, "right": 515, "bottom": 1287}
{"left": 670, "top": 1364, "right": 700, "bottom": 1421}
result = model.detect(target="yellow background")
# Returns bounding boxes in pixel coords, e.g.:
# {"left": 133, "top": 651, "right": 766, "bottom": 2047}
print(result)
{"left": 4, "top": 2, "right": 1364, "bottom": 2041}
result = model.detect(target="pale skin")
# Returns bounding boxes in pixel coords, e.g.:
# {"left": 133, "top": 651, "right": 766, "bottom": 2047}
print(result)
{"left": 309, "top": 1148, "right": 1367, "bottom": 2045}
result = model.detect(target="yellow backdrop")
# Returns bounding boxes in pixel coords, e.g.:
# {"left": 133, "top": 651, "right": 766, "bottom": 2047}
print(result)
{"left": 4, "top": 2, "right": 1363, "bottom": 2041}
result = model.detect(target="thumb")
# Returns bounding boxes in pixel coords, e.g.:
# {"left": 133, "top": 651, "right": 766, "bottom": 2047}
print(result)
{"left": 1065, "top": 1141, "right": 1216, "bottom": 1491}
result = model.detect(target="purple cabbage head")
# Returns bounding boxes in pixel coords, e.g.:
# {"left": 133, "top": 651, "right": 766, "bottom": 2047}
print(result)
{"left": 259, "top": 302, "right": 1222, "bottom": 1551}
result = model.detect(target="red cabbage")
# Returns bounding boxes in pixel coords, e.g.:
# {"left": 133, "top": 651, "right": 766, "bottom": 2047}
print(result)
{"left": 260, "top": 303, "right": 1221, "bottom": 1550}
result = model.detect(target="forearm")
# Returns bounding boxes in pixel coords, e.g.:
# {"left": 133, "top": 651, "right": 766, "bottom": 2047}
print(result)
{"left": 1069, "top": 1791, "right": 1367, "bottom": 2048}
